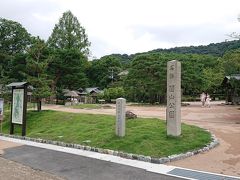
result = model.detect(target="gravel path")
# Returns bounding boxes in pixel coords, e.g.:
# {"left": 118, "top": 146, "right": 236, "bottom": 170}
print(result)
{"left": 0, "top": 157, "right": 64, "bottom": 180}
{"left": 0, "top": 140, "right": 64, "bottom": 180}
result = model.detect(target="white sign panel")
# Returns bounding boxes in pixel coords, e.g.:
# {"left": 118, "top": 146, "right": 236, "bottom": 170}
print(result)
{"left": 0, "top": 98, "right": 3, "bottom": 120}
{"left": 12, "top": 89, "right": 24, "bottom": 124}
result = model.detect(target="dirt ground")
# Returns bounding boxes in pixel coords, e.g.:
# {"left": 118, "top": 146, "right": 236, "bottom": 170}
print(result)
{"left": 0, "top": 141, "right": 64, "bottom": 180}
{"left": 43, "top": 101, "right": 240, "bottom": 177}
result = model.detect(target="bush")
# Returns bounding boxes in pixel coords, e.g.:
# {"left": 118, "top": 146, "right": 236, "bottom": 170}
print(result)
{"left": 103, "top": 87, "right": 125, "bottom": 102}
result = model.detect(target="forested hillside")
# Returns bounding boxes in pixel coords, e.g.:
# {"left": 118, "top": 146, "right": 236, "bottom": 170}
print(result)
{"left": 149, "top": 40, "right": 240, "bottom": 56}
{"left": 105, "top": 40, "right": 240, "bottom": 65}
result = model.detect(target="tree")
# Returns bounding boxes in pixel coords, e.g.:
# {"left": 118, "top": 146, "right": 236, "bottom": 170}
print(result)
{"left": 202, "top": 67, "right": 224, "bottom": 94}
{"left": 47, "top": 11, "right": 90, "bottom": 56}
{"left": 123, "top": 51, "right": 221, "bottom": 103}
{"left": 125, "top": 54, "right": 167, "bottom": 104}
{"left": 103, "top": 87, "right": 125, "bottom": 102}
{"left": 0, "top": 18, "right": 31, "bottom": 55}
{"left": 9, "top": 53, "right": 28, "bottom": 82}
{"left": 25, "top": 38, "right": 51, "bottom": 111}
{"left": 48, "top": 48, "right": 89, "bottom": 101}
{"left": 221, "top": 49, "right": 240, "bottom": 75}
{"left": 221, "top": 49, "right": 240, "bottom": 103}
{"left": 0, "top": 52, "right": 12, "bottom": 85}
{"left": 0, "top": 52, "right": 29, "bottom": 85}
{"left": 87, "top": 55, "right": 122, "bottom": 88}
{"left": 181, "top": 59, "right": 204, "bottom": 95}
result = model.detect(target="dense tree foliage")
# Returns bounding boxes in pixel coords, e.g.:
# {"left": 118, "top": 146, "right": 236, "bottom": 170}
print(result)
{"left": 149, "top": 40, "right": 240, "bottom": 57}
{"left": 0, "top": 18, "right": 31, "bottom": 55}
{"left": 47, "top": 11, "right": 90, "bottom": 56}
{"left": 125, "top": 54, "right": 167, "bottom": 103}
{"left": 48, "top": 48, "right": 89, "bottom": 97}
{"left": 221, "top": 49, "right": 240, "bottom": 75}
{"left": 102, "top": 54, "right": 131, "bottom": 68}
{"left": 0, "top": 52, "right": 12, "bottom": 84}
{"left": 25, "top": 38, "right": 51, "bottom": 111}
{"left": 123, "top": 52, "right": 224, "bottom": 103}
{"left": 101, "top": 87, "right": 125, "bottom": 102}
{"left": 46, "top": 11, "right": 90, "bottom": 101}
{"left": 0, "top": 13, "right": 90, "bottom": 105}
{"left": 87, "top": 55, "right": 122, "bottom": 88}
{"left": 220, "top": 49, "right": 240, "bottom": 101}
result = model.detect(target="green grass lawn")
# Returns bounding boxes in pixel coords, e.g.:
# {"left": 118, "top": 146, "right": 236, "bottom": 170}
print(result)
{"left": 71, "top": 104, "right": 101, "bottom": 109}
{"left": 1, "top": 110, "right": 211, "bottom": 157}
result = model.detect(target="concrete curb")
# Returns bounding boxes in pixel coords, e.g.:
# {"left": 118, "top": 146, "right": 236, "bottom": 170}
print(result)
{"left": 0, "top": 131, "right": 219, "bottom": 164}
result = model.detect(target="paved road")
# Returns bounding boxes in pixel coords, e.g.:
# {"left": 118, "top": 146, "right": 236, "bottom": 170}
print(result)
{"left": 2, "top": 145, "right": 182, "bottom": 180}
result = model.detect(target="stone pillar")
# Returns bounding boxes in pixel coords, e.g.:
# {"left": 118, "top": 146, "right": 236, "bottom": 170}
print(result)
{"left": 116, "top": 98, "right": 126, "bottom": 137}
{"left": 167, "top": 60, "right": 181, "bottom": 136}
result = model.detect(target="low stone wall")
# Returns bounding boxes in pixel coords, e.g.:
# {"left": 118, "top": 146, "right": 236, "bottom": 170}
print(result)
{"left": 0, "top": 131, "right": 219, "bottom": 164}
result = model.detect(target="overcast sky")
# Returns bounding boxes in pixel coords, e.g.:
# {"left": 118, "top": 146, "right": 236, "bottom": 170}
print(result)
{"left": 1, "top": 0, "right": 240, "bottom": 58}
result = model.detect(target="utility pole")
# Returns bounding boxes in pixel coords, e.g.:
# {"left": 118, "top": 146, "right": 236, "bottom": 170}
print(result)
{"left": 109, "top": 68, "right": 114, "bottom": 84}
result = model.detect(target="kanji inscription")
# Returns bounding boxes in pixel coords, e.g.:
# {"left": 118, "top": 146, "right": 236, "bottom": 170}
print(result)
{"left": 167, "top": 60, "right": 181, "bottom": 136}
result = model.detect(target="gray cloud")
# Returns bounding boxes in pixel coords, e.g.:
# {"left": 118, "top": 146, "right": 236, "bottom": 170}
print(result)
{"left": 1, "top": 0, "right": 239, "bottom": 57}
{"left": 0, "top": 0, "right": 62, "bottom": 39}
{"left": 130, "top": 23, "right": 230, "bottom": 48}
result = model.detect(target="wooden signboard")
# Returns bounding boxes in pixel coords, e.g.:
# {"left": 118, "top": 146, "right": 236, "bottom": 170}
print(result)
{"left": 7, "top": 82, "right": 28, "bottom": 136}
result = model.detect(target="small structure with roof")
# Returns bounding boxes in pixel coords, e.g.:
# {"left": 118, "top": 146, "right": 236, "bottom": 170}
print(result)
{"left": 63, "top": 89, "right": 79, "bottom": 105}
{"left": 63, "top": 87, "right": 103, "bottom": 105}
{"left": 222, "top": 74, "right": 240, "bottom": 104}
{"left": 84, "top": 87, "right": 103, "bottom": 104}
{"left": 77, "top": 88, "right": 88, "bottom": 103}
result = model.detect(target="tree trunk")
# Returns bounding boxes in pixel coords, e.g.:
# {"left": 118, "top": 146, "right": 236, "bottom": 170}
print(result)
{"left": 50, "top": 73, "right": 61, "bottom": 104}
{"left": 37, "top": 99, "right": 42, "bottom": 112}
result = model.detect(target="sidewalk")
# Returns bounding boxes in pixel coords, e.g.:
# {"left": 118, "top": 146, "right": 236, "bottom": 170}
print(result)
{"left": 1, "top": 136, "right": 239, "bottom": 180}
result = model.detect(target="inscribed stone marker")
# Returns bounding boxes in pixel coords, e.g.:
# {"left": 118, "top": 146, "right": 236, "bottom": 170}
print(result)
{"left": 167, "top": 60, "right": 181, "bottom": 136}
{"left": 116, "top": 98, "right": 126, "bottom": 137}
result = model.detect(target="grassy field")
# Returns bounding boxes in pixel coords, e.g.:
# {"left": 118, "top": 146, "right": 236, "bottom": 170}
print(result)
{"left": 1, "top": 110, "right": 211, "bottom": 157}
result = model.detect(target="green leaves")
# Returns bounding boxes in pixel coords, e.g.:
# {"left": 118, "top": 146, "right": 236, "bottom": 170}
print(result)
{"left": 0, "top": 18, "right": 31, "bottom": 55}
{"left": 25, "top": 38, "right": 51, "bottom": 102}
{"left": 125, "top": 54, "right": 167, "bottom": 103}
{"left": 48, "top": 48, "right": 89, "bottom": 92}
{"left": 46, "top": 11, "right": 90, "bottom": 95}
{"left": 47, "top": 11, "right": 90, "bottom": 56}
{"left": 87, "top": 55, "right": 122, "bottom": 88}
{"left": 103, "top": 87, "right": 125, "bottom": 101}
{"left": 124, "top": 52, "right": 222, "bottom": 103}
{"left": 221, "top": 49, "right": 240, "bottom": 75}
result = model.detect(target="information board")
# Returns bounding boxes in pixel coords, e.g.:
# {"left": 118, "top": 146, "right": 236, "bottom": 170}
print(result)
{"left": 12, "top": 89, "right": 24, "bottom": 124}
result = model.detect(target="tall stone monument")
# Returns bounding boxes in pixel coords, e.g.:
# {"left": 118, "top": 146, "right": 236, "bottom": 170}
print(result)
{"left": 167, "top": 60, "right": 181, "bottom": 136}
{"left": 116, "top": 98, "right": 126, "bottom": 137}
